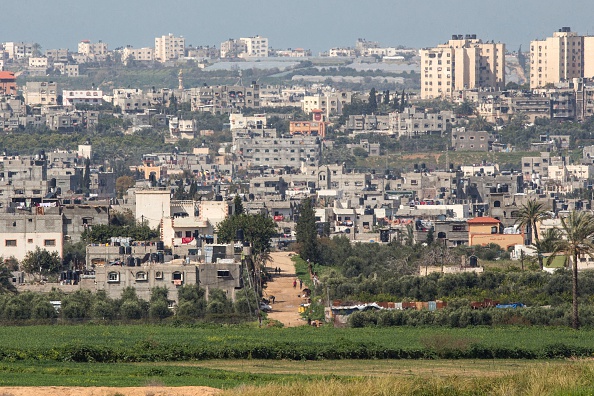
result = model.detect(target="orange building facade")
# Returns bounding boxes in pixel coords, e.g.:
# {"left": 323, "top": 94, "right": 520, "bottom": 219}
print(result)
{"left": 0, "top": 71, "right": 17, "bottom": 96}
{"left": 468, "top": 216, "right": 523, "bottom": 250}
{"left": 289, "top": 109, "right": 327, "bottom": 138}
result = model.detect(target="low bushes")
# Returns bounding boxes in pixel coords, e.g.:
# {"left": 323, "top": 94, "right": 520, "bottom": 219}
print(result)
{"left": 1, "top": 337, "right": 592, "bottom": 362}
{"left": 348, "top": 305, "right": 589, "bottom": 328}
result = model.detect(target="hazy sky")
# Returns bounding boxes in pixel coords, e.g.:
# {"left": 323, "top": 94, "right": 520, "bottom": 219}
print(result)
{"left": 4, "top": 0, "right": 594, "bottom": 54}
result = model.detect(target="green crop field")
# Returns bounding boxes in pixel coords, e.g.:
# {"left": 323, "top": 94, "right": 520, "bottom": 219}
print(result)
{"left": 1, "top": 324, "right": 594, "bottom": 362}
{"left": 2, "top": 325, "right": 594, "bottom": 392}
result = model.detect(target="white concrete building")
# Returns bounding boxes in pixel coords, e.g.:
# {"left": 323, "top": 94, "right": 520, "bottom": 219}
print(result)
{"left": 62, "top": 90, "right": 104, "bottom": 106}
{"left": 229, "top": 114, "right": 267, "bottom": 130}
{"left": 123, "top": 46, "right": 155, "bottom": 63}
{"left": 239, "top": 35, "right": 269, "bottom": 57}
{"left": 155, "top": 34, "right": 185, "bottom": 62}
{"left": 169, "top": 118, "right": 197, "bottom": 140}
{"left": 4, "top": 42, "right": 33, "bottom": 59}
{"left": 0, "top": 212, "right": 63, "bottom": 261}
{"left": 135, "top": 189, "right": 171, "bottom": 229}
{"left": 29, "top": 57, "right": 49, "bottom": 69}
{"left": 24, "top": 81, "right": 58, "bottom": 106}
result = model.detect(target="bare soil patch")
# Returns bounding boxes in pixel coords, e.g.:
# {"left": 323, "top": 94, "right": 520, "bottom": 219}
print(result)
{"left": 263, "top": 252, "right": 307, "bottom": 327}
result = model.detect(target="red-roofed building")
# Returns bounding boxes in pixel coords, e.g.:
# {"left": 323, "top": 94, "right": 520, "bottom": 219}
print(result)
{"left": 468, "top": 216, "right": 523, "bottom": 250}
{"left": 467, "top": 216, "right": 501, "bottom": 225}
{"left": 0, "top": 71, "right": 17, "bottom": 96}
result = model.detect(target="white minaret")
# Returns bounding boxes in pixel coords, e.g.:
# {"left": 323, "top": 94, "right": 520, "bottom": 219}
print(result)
{"left": 178, "top": 69, "right": 184, "bottom": 90}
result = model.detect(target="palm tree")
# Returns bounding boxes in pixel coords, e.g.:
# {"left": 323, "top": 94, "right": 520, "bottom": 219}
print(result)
{"left": 533, "top": 228, "right": 561, "bottom": 270}
{"left": 515, "top": 199, "right": 550, "bottom": 245}
{"left": 31, "top": 42, "right": 42, "bottom": 58}
{"left": 549, "top": 211, "right": 594, "bottom": 329}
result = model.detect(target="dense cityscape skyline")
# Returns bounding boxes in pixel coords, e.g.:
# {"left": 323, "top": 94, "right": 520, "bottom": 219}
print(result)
{"left": 4, "top": 0, "right": 594, "bottom": 53}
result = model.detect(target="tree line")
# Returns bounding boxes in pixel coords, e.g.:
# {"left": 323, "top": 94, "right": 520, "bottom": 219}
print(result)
{"left": 0, "top": 285, "right": 258, "bottom": 323}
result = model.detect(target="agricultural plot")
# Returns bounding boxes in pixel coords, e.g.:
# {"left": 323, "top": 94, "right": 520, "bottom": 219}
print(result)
{"left": 1, "top": 325, "right": 594, "bottom": 362}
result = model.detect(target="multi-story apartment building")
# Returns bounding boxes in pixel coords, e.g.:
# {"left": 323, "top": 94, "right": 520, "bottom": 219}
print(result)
{"left": 289, "top": 120, "right": 326, "bottom": 138}
{"left": 530, "top": 27, "right": 594, "bottom": 89}
{"left": 0, "top": 210, "right": 63, "bottom": 261}
{"left": 301, "top": 91, "right": 353, "bottom": 118}
{"left": 112, "top": 88, "right": 149, "bottom": 113}
{"left": 420, "top": 34, "right": 505, "bottom": 99}
{"left": 522, "top": 152, "right": 554, "bottom": 180}
{"left": 169, "top": 117, "right": 196, "bottom": 140}
{"left": 0, "top": 71, "right": 17, "bottom": 96}
{"left": 154, "top": 34, "right": 185, "bottom": 62}
{"left": 45, "top": 49, "right": 69, "bottom": 63}
{"left": 229, "top": 114, "right": 267, "bottom": 130}
{"left": 345, "top": 115, "right": 390, "bottom": 133}
{"left": 0, "top": 155, "right": 53, "bottom": 210}
{"left": 220, "top": 36, "right": 268, "bottom": 58}
{"left": 389, "top": 107, "right": 455, "bottom": 138}
{"left": 122, "top": 46, "right": 154, "bottom": 63}
{"left": 24, "top": 81, "right": 58, "bottom": 106}
{"left": 53, "top": 63, "right": 79, "bottom": 77}
{"left": 220, "top": 39, "right": 247, "bottom": 58}
{"left": 451, "top": 127, "right": 495, "bottom": 151}
{"left": 29, "top": 57, "right": 49, "bottom": 69}
{"left": 189, "top": 83, "right": 260, "bottom": 113}
{"left": 4, "top": 42, "right": 33, "bottom": 59}
{"left": 186, "top": 45, "right": 219, "bottom": 59}
{"left": 507, "top": 95, "right": 551, "bottom": 122}
{"left": 235, "top": 135, "right": 321, "bottom": 169}
{"left": 77, "top": 40, "right": 108, "bottom": 60}
{"left": 239, "top": 35, "right": 269, "bottom": 57}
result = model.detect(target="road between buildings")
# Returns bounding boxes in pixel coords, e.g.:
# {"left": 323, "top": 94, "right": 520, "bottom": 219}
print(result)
{"left": 263, "top": 252, "right": 306, "bottom": 327}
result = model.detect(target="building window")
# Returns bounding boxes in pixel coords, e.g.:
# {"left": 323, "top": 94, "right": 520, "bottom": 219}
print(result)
{"left": 171, "top": 271, "right": 184, "bottom": 286}
{"left": 136, "top": 271, "right": 147, "bottom": 281}
{"left": 155, "top": 271, "right": 163, "bottom": 279}
{"left": 107, "top": 272, "right": 119, "bottom": 283}
{"left": 217, "top": 270, "right": 231, "bottom": 277}
{"left": 44, "top": 239, "right": 56, "bottom": 246}
{"left": 5, "top": 240, "right": 16, "bottom": 247}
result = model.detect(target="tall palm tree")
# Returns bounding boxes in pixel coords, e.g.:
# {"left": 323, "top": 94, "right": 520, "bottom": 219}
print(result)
{"left": 549, "top": 211, "right": 594, "bottom": 329}
{"left": 515, "top": 199, "right": 550, "bottom": 245}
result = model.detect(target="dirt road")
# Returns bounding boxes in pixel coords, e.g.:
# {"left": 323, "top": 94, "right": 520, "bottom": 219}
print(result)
{"left": 263, "top": 252, "right": 306, "bottom": 327}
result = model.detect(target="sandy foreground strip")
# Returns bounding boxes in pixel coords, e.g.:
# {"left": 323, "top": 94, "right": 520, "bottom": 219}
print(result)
{"left": 0, "top": 386, "right": 222, "bottom": 396}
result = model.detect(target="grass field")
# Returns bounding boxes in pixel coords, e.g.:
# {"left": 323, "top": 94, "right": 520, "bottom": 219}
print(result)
{"left": 361, "top": 150, "right": 533, "bottom": 172}
{"left": 221, "top": 361, "right": 594, "bottom": 396}
{"left": 1, "top": 358, "right": 594, "bottom": 394}
{"left": 0, "top": 360, "right": 322, "bottom": 388}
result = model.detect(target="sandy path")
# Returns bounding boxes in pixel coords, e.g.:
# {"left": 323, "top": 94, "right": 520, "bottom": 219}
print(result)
{"left": 0, "top": 386, "right": 221, "bottom": 396}
{"left": 263, "top": 252, "right": 306, "bottom": 327}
